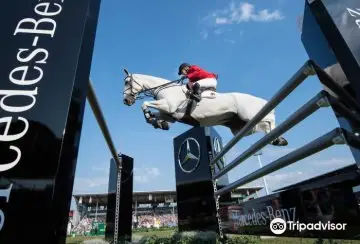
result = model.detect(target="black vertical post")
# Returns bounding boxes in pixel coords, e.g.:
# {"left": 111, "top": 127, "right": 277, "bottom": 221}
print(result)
{"left": 208, "top": 128, "right": 232, "bottom": 204}
{"left": 301, "top": 0, "right": 360, "bottom": 167}
{"left": 106, "top": 154, "right": 133, "bottom": 243}
{"left": 174, "top": 126, "right": 230, "bottom": 235}
{"left": 0, "top": 0, "right": 101, "bottom": 243}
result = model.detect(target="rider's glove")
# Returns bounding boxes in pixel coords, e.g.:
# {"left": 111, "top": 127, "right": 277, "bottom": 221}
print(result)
{"left": 180, "top": 75, "right": 187, "bottom": 81}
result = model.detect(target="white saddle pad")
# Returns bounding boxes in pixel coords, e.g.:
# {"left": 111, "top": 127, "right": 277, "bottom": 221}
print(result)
{"left": 201, "top": 90, "right": 217, "bottom": 99}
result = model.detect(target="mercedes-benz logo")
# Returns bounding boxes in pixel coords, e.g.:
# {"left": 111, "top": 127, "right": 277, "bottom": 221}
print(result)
{"left": 213, "top": 137, "right": 225, "bottom": 169}
{"left": 177, "top": 137, "right": 201, "bottom": 173}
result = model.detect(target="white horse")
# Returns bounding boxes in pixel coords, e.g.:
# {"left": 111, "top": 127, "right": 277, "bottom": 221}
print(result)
{"left": 122, "top": 69, "right": 287, "bottom": 146}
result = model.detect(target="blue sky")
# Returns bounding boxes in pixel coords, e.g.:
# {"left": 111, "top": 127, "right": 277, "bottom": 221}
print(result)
{"left": 71, "top": 0, "right": 355, "bottom": 204}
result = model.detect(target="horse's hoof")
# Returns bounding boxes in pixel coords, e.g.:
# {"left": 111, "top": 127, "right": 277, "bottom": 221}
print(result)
{"left": 151, "top": 119, "right": 160, "bottom": 129}
{"left": 144, "top": 111, "right": 154, "bottom": 120}
{"left": 270, "top": 137, "right": 288, "bottom": 146}
{"left": 160, "top": 121, "right": 169, "bottom": 130}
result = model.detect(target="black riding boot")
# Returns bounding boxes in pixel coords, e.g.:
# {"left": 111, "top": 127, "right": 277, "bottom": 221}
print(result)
{"left": 189, "top": 83, "right": 201, "bottom": 102}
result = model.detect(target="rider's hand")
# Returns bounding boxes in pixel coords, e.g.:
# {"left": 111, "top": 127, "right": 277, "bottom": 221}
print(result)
{"left": 180, "top": 75, "right": 187, "bottom": 81}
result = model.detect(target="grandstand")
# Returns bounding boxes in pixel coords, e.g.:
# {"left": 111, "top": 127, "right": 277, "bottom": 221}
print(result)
{"left": 69, "top": 186, "right": 262, "bottom": 234}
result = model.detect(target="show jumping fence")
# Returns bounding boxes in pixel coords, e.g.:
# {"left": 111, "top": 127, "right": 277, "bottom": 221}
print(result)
{"left": 210, "top": 60, "right": 360, "bottom": 197}
{"left": 87, "top": 79, "right": 122, "bottom": 169}
{"left": 86, "top": 80, "right": 127, "bottom": 243}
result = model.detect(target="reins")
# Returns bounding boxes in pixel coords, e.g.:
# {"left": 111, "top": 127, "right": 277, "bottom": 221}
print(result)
{"left": 124, "top": 75, "right": 184, "bottom": 100}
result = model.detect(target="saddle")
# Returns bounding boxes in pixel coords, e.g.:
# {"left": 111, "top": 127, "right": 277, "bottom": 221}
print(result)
{"left": 200, "top": 88, "right": 217, "bottom": 99}
{"left": 186, "top": 87, "right": 217, "bottom": 100}
{"left": 184, "top": 88, "right": 217, "bottom": 117}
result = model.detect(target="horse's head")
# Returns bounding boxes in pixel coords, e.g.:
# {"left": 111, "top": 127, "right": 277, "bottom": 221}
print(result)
{"left": 122, "top": 68, "right": 143, "bottom": 106}
{"left": 123, "top": 69, "right": 182, "bottom": 106}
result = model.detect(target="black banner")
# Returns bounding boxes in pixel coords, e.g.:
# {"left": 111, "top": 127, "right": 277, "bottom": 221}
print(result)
{"left": 221, "top": 164, "right": 360, "bottom": 239}
{"left": 0, "top": 0, "right": 101, "bottom": 243}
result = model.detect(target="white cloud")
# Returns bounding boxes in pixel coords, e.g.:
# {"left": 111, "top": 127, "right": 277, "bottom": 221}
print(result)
{"left": 266, "top": 171, "right": 308, "bottom": 190}
{"left": 224, "top": 39, "right": 236, "bottom": 44}
{"left": 205, "top": 2, "right": 284, "bottom": 26}
{"left": 74, "top": 165, "right": 162, "bottom": 193}
{"left": 134, "top": 166, "right": 161, "bottom": 184}
{"left": 91, "top": 165, "right": 109, "bottom": 175}
{"left": 213, "top": 28, "right": 234, "bottom": 36}
{"left": 225, "top": 147, "right": 353, "bottom": 195}
{"left": 200, "top": 30, "right": 208, "bottom": 39}
{"left": 214, "top": 29, "right": 223, "bottom": 35}
{"left": 307, "top": 157, "right": 352, "bottom": 167}
{"left": 258, "top": 157, "right": 353, "bottom": 192}
{"left": 135, "top": 175, "right": 149, "bottom": 183}
{"left": 73, "top": 177, "right": 109, "bottom": 194}
{"left": 263, "top": 147, "right": 297, "bottom": 158}
{"left": 73, "top": 162, "right": 112, "bottom": 193}
{"left": 216, "top": 18, "right": 229, "bottom": 25}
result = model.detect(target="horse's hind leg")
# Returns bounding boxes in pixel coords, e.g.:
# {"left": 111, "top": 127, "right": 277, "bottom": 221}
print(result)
{"left": 223, "top": 114, "right": 246, "bottom": 136}
{"left": 257, "top": 120, "right": 288, "bottom": 146}
{"left": 230, "top": 127, "right": 240, "bottom": 136}
{"left": 252, "top": 109, "right": 287, "bottom": 146}
{"left": 227, "top": 115, "right": 288, "bottom": 146}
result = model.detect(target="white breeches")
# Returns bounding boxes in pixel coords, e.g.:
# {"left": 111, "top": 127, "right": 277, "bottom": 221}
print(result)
{"left": 196, "top": 78, "right": 217, "bottom": 90}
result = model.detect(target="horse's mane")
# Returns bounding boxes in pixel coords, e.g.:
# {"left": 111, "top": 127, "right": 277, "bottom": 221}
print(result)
{"left": 133, "top": 73, "right": 172, "bottom": 86}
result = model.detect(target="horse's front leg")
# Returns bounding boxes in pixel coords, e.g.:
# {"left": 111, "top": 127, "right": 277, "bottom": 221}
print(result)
{"left": 149, "top": 112, "right": 177, "bottom": 130}
{"left": 142, "top": 99, "right": 171, "bottom": 119}
{"left": 142, "top": 101, "right": 156, "bottom": 123}
{"left": 152, "top": 112, "right": 176, "bottom": 123}
{"left": 142, "top": 100, "right": 174, "bottom": 130}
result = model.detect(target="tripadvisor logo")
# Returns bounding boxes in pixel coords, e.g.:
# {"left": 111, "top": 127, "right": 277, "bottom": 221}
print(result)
{"left": 270, "top": 218, "right": 287, "bottom": 235}
{"left": 270, "top": 218, "right": 347, "bottom": 235}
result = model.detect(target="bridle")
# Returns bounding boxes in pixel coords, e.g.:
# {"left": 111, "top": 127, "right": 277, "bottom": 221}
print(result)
{"left": 123, "top": 73, "right": 184, "bottom": 100}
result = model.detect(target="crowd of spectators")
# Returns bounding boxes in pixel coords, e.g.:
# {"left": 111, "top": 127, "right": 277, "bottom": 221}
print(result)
{"left": 70, "top": 212, "right": 177, "bottom": 235}
{"left": 71, "top": 217, "right": 94, "bottom": 234}
{"left": 70, "top": 217, "right": 106, "bottom": 235}
{"left": 133, "top": 213, "right": 177, "bottom": 228}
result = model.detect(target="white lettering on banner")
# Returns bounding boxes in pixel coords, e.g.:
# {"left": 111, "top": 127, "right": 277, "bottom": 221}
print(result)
{"left": 0, "top": 146, "right": 22, "bottom": 172}
{"left": 9, "top": 65, "right": 44, "bottom": 86}
{"left": 346, "top": 8, "right": 360, "bottom": 29}
{"left": 0, "top": 0, "right": 64, "bottom": 231}
{"left": 35, "top": 2, "right": 63, "bottom": 17}
{"left": 14, "top": 18, "right": 57, "bottom": 37}
{"left": 230, "top": 206, "right": 297, "bottom": 227}
{"left": 0, "top": 88, "right": 39, "bottom": 113}
{"left": 0, "top": 117, "right": 29, "bottom": 142}
{"left": 0, "top": 184, "right": 13, "bottom": 230}
{"left": 17, "top": 48, "right": 49, "bottom": 64}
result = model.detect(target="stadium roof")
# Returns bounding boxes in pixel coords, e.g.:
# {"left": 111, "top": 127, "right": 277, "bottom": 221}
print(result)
{"left": 73, "top": 186, "right": 263, "bottom": 205}
{"left": 231, "top": 186, "right": 263, "bottom": 195}
{"left": 73, "top": 190, "right": 176, "bottom": 205}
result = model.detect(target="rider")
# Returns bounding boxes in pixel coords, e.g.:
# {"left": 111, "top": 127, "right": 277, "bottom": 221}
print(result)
{"left": 178, "top": 63, "right": 218, "bottom": 101}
